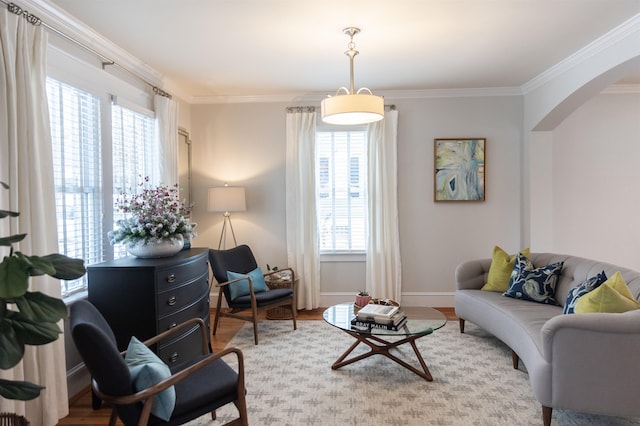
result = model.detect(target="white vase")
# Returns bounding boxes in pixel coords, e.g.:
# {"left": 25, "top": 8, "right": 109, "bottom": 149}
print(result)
{"left": 126, "top": 235, "right": 184, "bottom": 258}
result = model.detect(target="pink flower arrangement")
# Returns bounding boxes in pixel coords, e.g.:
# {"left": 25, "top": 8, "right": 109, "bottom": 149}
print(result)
{"left": 108, "top": 177, "right": 195, "bottom": 246}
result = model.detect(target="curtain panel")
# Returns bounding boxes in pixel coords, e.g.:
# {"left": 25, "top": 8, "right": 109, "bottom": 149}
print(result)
{"left": 0, "top": 8, "right": 69, "bottom": 424}
{"left": 155, "top": 94, "right": 179, "bottom": 186}
{"left": 285, "top": 110, "right": 321, "bottom": 310}
{"left": 366, "top": 110, "right": 401, "bottom": 302}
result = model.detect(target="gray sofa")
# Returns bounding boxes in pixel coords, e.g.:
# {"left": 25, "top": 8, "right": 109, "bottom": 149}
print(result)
{"left": 455, "top": 253, "right": 640, "bottom": 426}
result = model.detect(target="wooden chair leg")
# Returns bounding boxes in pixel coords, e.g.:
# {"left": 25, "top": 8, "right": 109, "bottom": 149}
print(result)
{"left": 291, "top": 300, "right": 297, "bottom": 330}
{"left": 251, "top": 304, "right": 259, "bottom": 345}
{"left": 211, "top": 410, "right": 216, "bottom": 420}
{"left": 213, "top": 288, "right": 224, "bottom": 336}
{"left": 512, "top": 350, "right": 520, "bottom": 369}
{"left": 459, "top": 318, "right": 465, "bottom": 333}
{"left": 542, "top": 405, "right": 552, "bottom": 426}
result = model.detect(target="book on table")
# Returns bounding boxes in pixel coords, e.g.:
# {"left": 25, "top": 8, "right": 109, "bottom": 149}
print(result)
{"left": 351, "top": 313, "right": 407, "bottom": 331}
{"left": 354, "top": 308, "right": 406, "bottom": 325}
{"left": 356, "top": 304, "right": 400, "bottom": 322}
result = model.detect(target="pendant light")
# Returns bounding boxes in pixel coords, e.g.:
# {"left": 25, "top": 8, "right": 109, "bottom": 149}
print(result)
{"left": 321, "top": 27, "right": 384, "bottom": 125}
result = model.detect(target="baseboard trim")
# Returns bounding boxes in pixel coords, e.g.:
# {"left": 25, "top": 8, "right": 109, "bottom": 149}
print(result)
{"left": 67, "top": 361, "right": 90, "bottom": 401}
{"left": 320, "top": 292, "right": 456, "bottom": 308}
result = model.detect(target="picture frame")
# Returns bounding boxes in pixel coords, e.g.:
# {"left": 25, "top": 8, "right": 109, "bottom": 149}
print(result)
{"left": 434, "top": 138, "right": 486, "bottom": 202}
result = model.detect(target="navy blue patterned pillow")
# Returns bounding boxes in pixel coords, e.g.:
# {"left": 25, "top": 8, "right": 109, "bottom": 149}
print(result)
{"left": 503, "top": 253, "right": 564, "bottom": 305}
{"left": 562, "top": 271, "right": 607, "bottom": 314}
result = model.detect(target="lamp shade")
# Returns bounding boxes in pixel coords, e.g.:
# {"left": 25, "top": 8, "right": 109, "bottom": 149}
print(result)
{"left": 208, "top": 186, "right": 246, "bottom": 213}
{"left": 321, "top": 93, "right": 384, "bottom": 125}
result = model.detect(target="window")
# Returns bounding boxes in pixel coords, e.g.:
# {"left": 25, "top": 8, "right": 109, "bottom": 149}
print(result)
{"left": 316, "top": 129, "right": 367, "bottom": 252}
{"left": 47, "top": 78, "right": 158, "bottom": 297}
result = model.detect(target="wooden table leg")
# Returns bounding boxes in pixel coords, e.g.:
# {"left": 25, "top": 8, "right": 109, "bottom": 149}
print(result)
{"left": 331, "top": 330, "right": 434, "bottom": 381}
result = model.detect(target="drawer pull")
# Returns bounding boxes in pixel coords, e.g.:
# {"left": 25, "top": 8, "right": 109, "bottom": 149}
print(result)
{"left": 169, "top": 323, "right": 177, "bottom": 329}
{"left": 167, "top": 296, "right": 177, "bottom": 306}
{"left": 169, "top": 352, "right": 179, "bottom": 363}
{"left": 167, "top": 273, "right": 176, "bottom": 283}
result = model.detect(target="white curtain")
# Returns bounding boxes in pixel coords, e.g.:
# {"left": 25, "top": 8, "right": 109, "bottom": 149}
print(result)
{"left": 366, "top": 110, "right": 402, "bottom": 302}
{"left": 155, "top": 94, "right": 179, "bottom": 185}
{"left": 0, "top": 8, "right": 69, "bottom": 425}
{"left": 285, "top": 110, "right": 321, "bottom": 310}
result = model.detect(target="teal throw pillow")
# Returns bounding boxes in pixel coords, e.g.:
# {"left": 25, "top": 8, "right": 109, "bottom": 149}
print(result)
{"left": 125, "top": 337, "right": 176, "bottom": 421}
{"left": 227, "top": 267, "right": 268, "bottom": 301}
{"left": 503, "top": 253, "right": 564, "bottom": 305}
{"left": 563, "top": 271, "right": 607, "bottom": 314}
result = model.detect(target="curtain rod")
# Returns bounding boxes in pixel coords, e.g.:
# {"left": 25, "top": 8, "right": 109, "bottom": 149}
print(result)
{"left": 3, "top": 1, "right": 172, "bottom": 99}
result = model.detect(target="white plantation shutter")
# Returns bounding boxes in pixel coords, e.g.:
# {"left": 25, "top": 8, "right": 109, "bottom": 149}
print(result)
{"left": 316, "top": 130, "right": 367, "bottom": 252}
{"left": 47, "top": 78, "right": 103, "bottom": 296}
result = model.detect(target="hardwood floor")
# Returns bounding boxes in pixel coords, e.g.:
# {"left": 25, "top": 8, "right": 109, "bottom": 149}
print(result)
{"left": 58, "top": 307, "right": 456, "bottom": 425}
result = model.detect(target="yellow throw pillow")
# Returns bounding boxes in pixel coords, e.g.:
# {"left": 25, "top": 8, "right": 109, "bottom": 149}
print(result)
{"left": 481, "top": 246, "right": 530, "bottom": 292}
{"left": 575, "top": 271, "right": 640, "bottom": 313}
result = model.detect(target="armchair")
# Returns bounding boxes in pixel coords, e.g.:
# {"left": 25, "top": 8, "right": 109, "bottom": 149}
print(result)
{"left": 209, "top": 245, "right": 297, "bottom": 345}
{"left": 70, "top": 300, "right": 247, "bottom": 426}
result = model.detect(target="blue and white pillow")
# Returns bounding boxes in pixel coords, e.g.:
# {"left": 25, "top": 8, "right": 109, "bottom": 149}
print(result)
{"left": 503, "top": 254, "right": 564, "bottom": 305}
{"left": 562, "top": 271, "right": 607, "bottom": 314}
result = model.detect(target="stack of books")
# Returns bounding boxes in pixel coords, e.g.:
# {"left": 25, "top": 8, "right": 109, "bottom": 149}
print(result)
{"left": 351, "top": 303, "right": 407, "bottom": 331}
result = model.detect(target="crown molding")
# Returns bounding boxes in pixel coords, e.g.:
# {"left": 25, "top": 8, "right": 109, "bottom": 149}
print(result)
{"left": 189, "top": 86, "right": 523, "bottom": 105}
{"left": 601, "top": 84, "right": 640, "bottom": 94}
{"left": 23, "top": 0, "right": 163, "bottom": 87}
{"left": 521, "top": 13, "right": 640, "bottom": 94}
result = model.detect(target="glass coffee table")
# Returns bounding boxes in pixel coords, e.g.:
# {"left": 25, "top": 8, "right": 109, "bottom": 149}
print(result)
{"left": 323, "top": 303, "right": 447, "bottom": 381}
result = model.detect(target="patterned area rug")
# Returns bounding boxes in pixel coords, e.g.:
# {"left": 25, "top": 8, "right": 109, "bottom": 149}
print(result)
{"left": 187, "top": 320, "right": 640, "bottom": 426}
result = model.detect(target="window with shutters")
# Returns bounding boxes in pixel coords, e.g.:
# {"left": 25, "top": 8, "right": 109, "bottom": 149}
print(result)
{"left": 47, "top": 78, "right": 158, "bottom": 297}
{"left": 316, "top": 129, "right": 367, "bottom": 252}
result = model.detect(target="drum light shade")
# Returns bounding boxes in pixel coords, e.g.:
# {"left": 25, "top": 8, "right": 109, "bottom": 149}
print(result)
{"left": 321, "top": 27, "right": 384, "bottom": 126}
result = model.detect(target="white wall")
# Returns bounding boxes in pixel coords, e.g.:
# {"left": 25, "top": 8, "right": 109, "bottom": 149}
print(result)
{"left": 189, "top": 95, "right": 523, "bottom": 307}
{"left": 551, "top": 92, "right": 640, "bottom": 269}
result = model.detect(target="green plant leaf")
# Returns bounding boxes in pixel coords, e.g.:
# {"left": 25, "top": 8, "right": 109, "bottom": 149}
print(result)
{"left": 0, "top": 378, "right": 44, "bottom": 401}
{"left": 0, "top": 320, "right": 24, "bottom": 369}
{"left": 0, "top": 233, "right": 26, "bottom": 246}
{"left": 0, "top": 256, "right": 29, "bottom": 298}
{"left": 14, "top": 291, "right": 67, "bottom": 323}
{"left": 35, "top": 254, "right": 86, "bottom": 279}
{"left": 0, "top": 209, "right": 19, "bottom": 219}
{"left": 17, "top": 252, "right": 56, "bottom": 276}
{"left": 5, "top": 310, "right": 62, "bottom": 346}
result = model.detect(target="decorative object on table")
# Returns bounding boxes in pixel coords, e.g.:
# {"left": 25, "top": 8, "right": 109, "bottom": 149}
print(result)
{"left": 108, "top": 176, "right": 195, "bottom": 258}
{"left": 354, "top": 290, "right": 371, "bottom": 308}
{"left": 321, "top": 27, "right": 384, "bottom": 126}
{"left": 0, "top": 182, "right": 86, "bottom": 402}
{"left": 434, "top": 138, "right": 486, "bottom": 202}
{"left": 207, "top": 183, "right": 246, "bottom": 249}
{"left": 369, "top": 297, "right": 400, "bottom": 307}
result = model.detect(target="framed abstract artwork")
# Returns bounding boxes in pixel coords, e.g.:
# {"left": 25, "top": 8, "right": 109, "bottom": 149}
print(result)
{"left": 434, "top": 138, "right": 485, "bottom": 202}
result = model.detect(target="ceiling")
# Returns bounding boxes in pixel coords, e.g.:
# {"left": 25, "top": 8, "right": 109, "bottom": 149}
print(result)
{"left": 48, "top": 0, "right": 640, "bottom": 101}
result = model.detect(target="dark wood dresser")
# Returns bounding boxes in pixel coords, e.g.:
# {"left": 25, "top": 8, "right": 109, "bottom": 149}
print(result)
{"left": 87, "top": 247, "right": 210, "bottom": 366}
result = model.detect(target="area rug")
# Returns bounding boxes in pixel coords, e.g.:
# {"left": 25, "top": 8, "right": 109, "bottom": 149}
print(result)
{"left": 186, "top": 320, "right": 640, "bottom": 426}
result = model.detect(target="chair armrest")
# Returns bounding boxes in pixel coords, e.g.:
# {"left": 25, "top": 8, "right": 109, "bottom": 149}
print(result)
{"left": 455, "top": 258, "right": 491, "bottom": 290}
{"left": 93, "top": 347, "right": 246, "bottom": 422}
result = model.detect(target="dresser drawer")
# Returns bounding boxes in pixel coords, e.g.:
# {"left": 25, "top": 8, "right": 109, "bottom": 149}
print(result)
{"left": 155, "top": 257, "right": 208, "bottom": 291}
{"left": 157, "top": 272, "right": 209, "bottom": 316}
{"left": 158, "top": 318, "right": 210, "bottom": 365}
{"left": 158, "top": 292, "right": 210, "bottom": 332}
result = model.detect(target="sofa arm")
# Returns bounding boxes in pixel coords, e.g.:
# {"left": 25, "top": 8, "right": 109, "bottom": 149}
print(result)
{"left": 455, "top": 258, "right": 491, "bottom": 290}
{"left": 539, "top": 310, "right": 640, "bottom": 414}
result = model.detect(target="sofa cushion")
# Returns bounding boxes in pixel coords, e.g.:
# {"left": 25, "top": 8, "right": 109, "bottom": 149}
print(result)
{"left": 481, "top": 246, "right": 530, "bottom": 292}
{"left": 576, "top": 271, "right": 640, "bottom": 313}
{"left": 562, "top": 271, "right": 607, "bottom": 314}
{"left": 503, "top": 253, "right": 563, "bottom": 305}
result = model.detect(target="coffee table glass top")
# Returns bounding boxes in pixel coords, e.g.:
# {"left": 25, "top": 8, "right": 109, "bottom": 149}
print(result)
{"left": 323, "top": 303, "right": 447, "bottom": 336}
